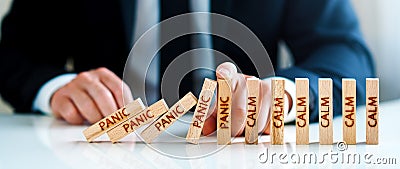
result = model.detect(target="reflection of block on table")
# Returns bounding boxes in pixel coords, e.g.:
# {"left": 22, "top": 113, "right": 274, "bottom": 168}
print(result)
{"left": 83, "top": 98, "right": 145, "bottom": 142}
{"left": 107, "top": 99, "right": 169, "bottom": 143}
{"left": 186, "top": 78, "right": 217, "bottom": 144}
{"left": 141, "top": 92, "right": 197, "bottom": 143}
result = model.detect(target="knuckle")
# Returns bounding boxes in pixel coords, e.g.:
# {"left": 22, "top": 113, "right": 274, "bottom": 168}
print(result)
{"left": 77, "top": 72, "right": 93, "bottom": 82}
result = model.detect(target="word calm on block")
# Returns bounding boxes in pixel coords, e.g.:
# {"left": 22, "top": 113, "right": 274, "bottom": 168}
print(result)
{"left": 271, "top": 79, "right": 285, "bottom": 145}
{"left": 342, "top": 79, "right": 356, "bottom": 145}
{"left": 141, "top": 92, "right": 198, "bottom": 143}
{"left": 83, "top": 98, "right": 146, "bottom": 142}
{"left": 107, "top": 99, "right": 169, "bottom": 143}
{"left": 319, "top": 78, "right": 333, "bottom": 145}
{"left": 366, "top": 78, "right": 379, "bottom": 145}
{"left": 295, "top": 78, "right": 309, "bottom": 145}
{"left": 217, "top": 79, "right": 232, "bottom": 145}
{"left": 186, "top": 78, "right": 217, "bottom": 144}
{"left": 245, "top": 77, "right": 260, "bottom": 144}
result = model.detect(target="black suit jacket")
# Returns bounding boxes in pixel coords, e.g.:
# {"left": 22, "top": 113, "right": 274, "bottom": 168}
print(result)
{"left": 0, "top": 0, "right": 374, "bottom": 122}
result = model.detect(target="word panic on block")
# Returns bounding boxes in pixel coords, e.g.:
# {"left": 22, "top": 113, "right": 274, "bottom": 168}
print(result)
{"left": 245, "top": 77, "right": 260, "bottom": 144}
{"left": 271, "top": 79, "right": 285, "bottom": 145}
{"left": 296, "top": 78, "right": 309, "bottom": 145}
{"left": 83, "top": 98, "right": 145, "bottom": 142}
{"left": 141, "top": 92, "right": 197, "bottom": 143}
{"left": 107, "top": 99, "right": 169, "bottom": 143}
{"left": 217, "top": 79, "right": 232, "bottom": 145}
{"left": 319, "top": 78, "right": 333, "bottom": 145}
{"left": 186, "top": 78, "right": 217, "bottom": 144}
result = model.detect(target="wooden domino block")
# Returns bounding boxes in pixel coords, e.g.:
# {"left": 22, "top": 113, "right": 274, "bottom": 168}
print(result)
{"left": 83, "top": 98, "right": 145, "bottom": 142}
{"left": 186, "top": 78, "right": 217, "bottom": 144}
{"left": 366, "top": 78, "right": 379, "bottom": 145}
{"left": 245, "top": 77, "right": 260, "bottom": 144}
{"left": 271, "top": 79, "right": 285, "bottom": 145}
{"left": 217, "top": 79, "right": 232, "bottom": 145}
{"left": 342, "top": 79, "right": 356, "bottom": 144}
{"left": 107, "top": 99, "right": 169, "bottom": 143}
{"left": 319, "top": 78, "right": 333, "bottom": 145}
{"left": 295, "top": 78, "right": 309, "bottom": 145}
{"left": 140, "top": 92, "right": 198, "bottom": 143}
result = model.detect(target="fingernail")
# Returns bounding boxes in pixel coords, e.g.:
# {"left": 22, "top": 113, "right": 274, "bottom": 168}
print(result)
{"left": 218, "top": 68, "right": 231, "bottom": 79}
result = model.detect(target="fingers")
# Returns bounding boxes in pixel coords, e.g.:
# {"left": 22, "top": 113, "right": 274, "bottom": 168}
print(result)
{"left": 51, "top": 93, "right": 84, "bottom": 125}
{"left": 216, "top": 62, "right": 237, "bottom": 79}
{"left": 94, "top": 67, "right": 125, "bottom": 108}
{"left": 68, "top": 86, "right": 103, "bottom": 124}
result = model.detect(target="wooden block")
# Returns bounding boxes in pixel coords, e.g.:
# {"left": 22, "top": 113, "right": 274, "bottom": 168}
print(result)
{"left": 245, "top": 77, "right": 260, "bottom": 144}
{"left": 217, "top": 79, "right": 232, "bottom": 145}
{"left": 342, "top": 79, "right": 356, "bottom": 144}
{"left": 271, "top": 79, "right": 285, "bottom": 145}
{"left": 366, "top": 78, "right": 379, "bottom": 145}
{"left": 186, "top": 78, "right": 217, "bottom": 144}
{"left": 295, "top": 78, "right": 309, "bottom": 145}
{"left": 140, "top": 92, "right": 198, "bottom": 143}
{"left": 107, "top": 99, "right": 169, "bottom": 143}
{"left": 82, "top": 98, "right": 145, "bottom": 142}
{"left": 319, "top": 78, "right": 333, "bottom": 145}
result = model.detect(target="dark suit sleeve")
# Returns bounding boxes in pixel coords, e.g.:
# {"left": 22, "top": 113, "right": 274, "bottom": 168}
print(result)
{"left": 0, "top": 0, "right": 68, "bottom": 113}
{"left": 276, "top": 0, "right": 375, "bottom": 122}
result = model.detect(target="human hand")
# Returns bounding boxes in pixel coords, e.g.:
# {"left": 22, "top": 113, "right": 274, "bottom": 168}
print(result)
{"left": 51, "top": 67, "right": 133, "bottom": 124}
{"left": 202, "top": 62, "right": 272, "bottom": 136}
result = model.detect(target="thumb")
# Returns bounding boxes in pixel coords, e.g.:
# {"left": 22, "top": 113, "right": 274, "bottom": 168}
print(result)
{"left": 216, "top": 62, "right": 237, "bottom": 79}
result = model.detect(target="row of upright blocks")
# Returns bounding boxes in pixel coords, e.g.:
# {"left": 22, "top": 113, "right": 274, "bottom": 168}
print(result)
{"left": 83, "top": 77, "right": 379, "bottom": 145}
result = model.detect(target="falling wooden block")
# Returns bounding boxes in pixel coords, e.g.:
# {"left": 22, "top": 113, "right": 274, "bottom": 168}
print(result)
{"left": 82, "top": 98, "right": 146, "bottom": 142}
{"left": 217, "top": 79, "right": 232, "bottom": 145}
{"left": 319, "top": 78, "right": 333, "bottom": 145}
{"left": 271, "top": 79, "right": 285, "bottom": 145}
{"left": 366, "top": 78, "right": 379, "bottom": 145}
{"left": 342, "top": 78, "right": 356, "bottom": 145}
{"left": 245, "top": 77, "right": 260, "bottom": 144}
{"left": 140, "top": 92, "right": 198, "bottom": 143}
{"left": 295, "top": 78, "right": 309, "bottom": 145}
{"left": 107, "top": 99, "right": 169, "bottom": 143}
{"left": 186, "top": 78, "right": 217, "bottom": 144}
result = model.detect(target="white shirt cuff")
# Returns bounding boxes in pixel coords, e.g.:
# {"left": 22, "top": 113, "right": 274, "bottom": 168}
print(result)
{"left": 263, "top": 76, "right": 296, "bottom": 123}
{"left": 32, "top": 74, "right": 77, "bottom": 115}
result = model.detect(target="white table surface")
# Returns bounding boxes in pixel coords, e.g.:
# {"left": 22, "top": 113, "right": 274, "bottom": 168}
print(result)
{"left": 1, "top": 99, "right": 399, "bottom": 169}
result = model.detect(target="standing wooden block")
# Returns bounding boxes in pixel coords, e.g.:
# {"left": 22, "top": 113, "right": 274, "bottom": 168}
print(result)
{"left": 245, "top": 77, "right": 260, "bottom": 144}
{"left": 107, "top": 99, "right": 169, "bottom": 143}
{"left": 186, "top": 78, "right": 217, "bottom": 144}
{"left": 271, "top": 79, "right": 285, "bottom": 145}
{"left": 319, "top": 78, "right": 333, "bottom": 145}
{"left": 366, "top": 78, "right": 379, "bottom": 145}
{"left": 217, "top": 79, "right": 232, "bottom": 145}
{"left": 82, "top": 98, "right": 145, "bottom": 142}
{"left": 295, "top": 78, "right": 309, "bottom": 145}
{"left": 342, "top": 79, "right": 357, "bottom": 144}
{"left": 140, "top": 92, "right": 198, "bottom": 143}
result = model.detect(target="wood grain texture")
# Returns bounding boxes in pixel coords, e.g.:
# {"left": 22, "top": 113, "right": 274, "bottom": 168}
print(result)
{"left": 217, "top": 79, "right": 232, "bottom": 145}
{"left": 245, "top": 77, "right": 260, "bottom": 144}
{"left": 366, "top": 78, "right": 379, "bottom": 145}
{"left": 271, "top": 79, "right": 285, "bottom": 145}
{"left": 186, "top": 78, "right": 217, "bottom": 144}
{"left": 295, "top": 78, "right": 309, "bottom": 145}
{"left": 107, "top": 99, "right": 169, "bottom": 143}
{"left": 342, "top": 79, "right": 356, "bottom": 144}
{"left": 83, "top": 98, "right": 145, "bottom": 142}
{"left": 140, "top": 92, "right": 197, "bottom": 143}
{"left": 319, "top": 78, "right": 333, "bottom": 145}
